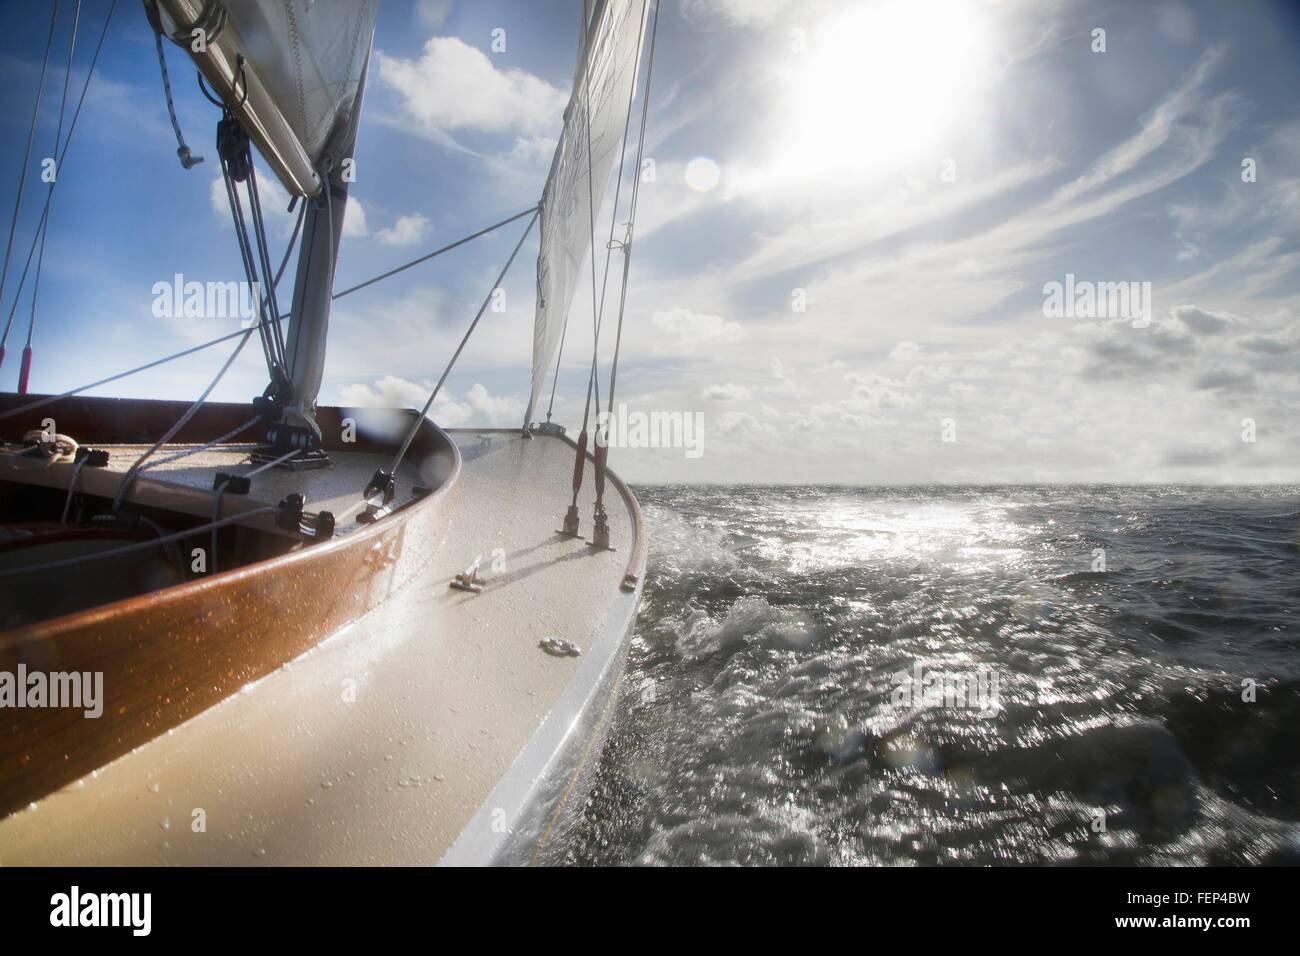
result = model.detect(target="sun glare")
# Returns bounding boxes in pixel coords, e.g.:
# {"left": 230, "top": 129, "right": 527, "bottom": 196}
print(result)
{"left": 777, "top": 0, "right": 993, "bottom": 181}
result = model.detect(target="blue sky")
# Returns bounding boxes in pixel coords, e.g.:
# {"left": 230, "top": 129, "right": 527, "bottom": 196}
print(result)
{"left": 1, "top": 0, "right": 1298, "bottom": 483}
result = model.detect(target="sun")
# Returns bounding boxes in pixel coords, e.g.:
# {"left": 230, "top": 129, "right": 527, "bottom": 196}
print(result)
{"left": 774, "top": 0, "right": 994, "bottom": 182}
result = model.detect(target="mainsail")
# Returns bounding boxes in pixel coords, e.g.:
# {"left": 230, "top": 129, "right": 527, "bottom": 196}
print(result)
{"left": 154, "top": 0, "right": 380, "bottom": 196}
{"left": 527, "top": 0, "right": 649, "bottom": 424}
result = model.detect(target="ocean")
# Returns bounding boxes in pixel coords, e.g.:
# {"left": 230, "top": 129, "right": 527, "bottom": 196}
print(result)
{"left": 568, "top": 486, "right": 1300, "bottom": 865}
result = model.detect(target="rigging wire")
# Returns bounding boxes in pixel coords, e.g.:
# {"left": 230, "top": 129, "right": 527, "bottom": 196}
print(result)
{"left": 0, "top": 205, "right": 536, "bottom": 424}
{"left": 331, "top": 205, "right": 538, "bottom": 300}
{"left": 137, "top": 413, "right": 261, "bottom": 473}
{"left": 543, "top": 308, "right": 570, "bottom": 422}
{"left": 115, "top": 95, "right": 305, "bottom": 512}
{"left": 22, "top": 0, "right": 83, "bottom": 395}
{"left": 217, "top": 115, "right": 287, "bottom": 383}
{"left": 563, "top": 0, "right": 652, "bottom": 530}
{"left": 0, "top": 0, "right": 62, "bottom": 369}
{"left": 580, "top": 12, "right": 604, "bottom": 421}
{"left": 111, "top": 326, "right": 258, "bottom": 511}
{"left": 245, "top": 146, "right": 289, "bottom": 366}
{"left": 545, "top": 0, "right": 650, "bottom": 425}
{"left": 588, "top": 0, "right": 661, "bottom": 540}
{"left": 386, "top": 209, "right": 540, "bottom": 476}
{"left": 585, "top": 0, "right": 662, "bottom": 541}
{"left": 603, "top": 0, "right": 661, "bottom": 423}
{"left": 0, "top": 0, "right": 120, "bottom": 366}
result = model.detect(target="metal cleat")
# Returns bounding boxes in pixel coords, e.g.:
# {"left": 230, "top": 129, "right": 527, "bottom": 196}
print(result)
{"left": 531, "top": 420, "right": 566, "bottom": 438}
{"left": 357, "top": 468, "right": 396, "bottom": 524}
{"left": 449, "top": 564, "right": 484, "bottom": 594}
{"left": 539, "top": 638, "right": 581, "bottom": 658}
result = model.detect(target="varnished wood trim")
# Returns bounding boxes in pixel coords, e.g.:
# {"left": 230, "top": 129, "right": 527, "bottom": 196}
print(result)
{"left": 0, "top": 395, "right": 461, "bottom": 820}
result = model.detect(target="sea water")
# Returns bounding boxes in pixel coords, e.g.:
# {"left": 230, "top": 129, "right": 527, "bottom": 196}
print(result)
{"left": 568, "top": 485, "right": 1300, "bottom": 865}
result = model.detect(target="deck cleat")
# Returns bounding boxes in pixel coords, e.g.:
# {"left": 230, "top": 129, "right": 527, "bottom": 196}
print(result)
{"left": 74, "top": 447, "right": 110, "bottom": 468}
{"left": 449, "top": 563, "right": 484, "bottom": 594}
{"left": 276, "top": 493, "right": 335, "bottom": 541}
{"left": 530, "top": 420, "right": 566, "bottom": 438}
{"left": 213, "top": 472, "right": 251, "bottom": 494}
{"left": 539, "top": 638, "right": 581, "bottom": 658}
{"left": 357, "top": 468, "right": 396, "bottom": 524}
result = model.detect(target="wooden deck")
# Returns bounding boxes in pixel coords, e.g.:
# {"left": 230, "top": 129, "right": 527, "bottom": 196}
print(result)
{"left": 0, "top": 441, "right": 425, "bottom": 538}
{"left": 0, "top": 428, "right": 640, "bottom": 864}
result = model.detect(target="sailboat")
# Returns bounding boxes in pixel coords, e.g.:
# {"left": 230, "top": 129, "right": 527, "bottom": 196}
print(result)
{"left": 0, "top": 0, "right": 658, "bottom": 865}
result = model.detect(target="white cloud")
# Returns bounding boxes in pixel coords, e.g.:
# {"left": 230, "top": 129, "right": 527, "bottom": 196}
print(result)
{"left": 650, "top": 307, "right": 743, "bottom": 353}
{"left": 506, "top": 135, "right": 559, "bottom": 167}
{"left": 376, "top": 38, "right": 567, "bottom": 137}
{"left": 343, "top": 198, "right": 369, "bottom": 238}
{"left": 682, "top": 0, "right": 804, "bottom": 26}
{"left": 465, "top": 382, "right": 525, "bottom": 422}
{"left": 339, "top": 374, "right": 429, "bottom": 410}
{"left": 337, "top": 376, "right": 524, "bottom": 427}
{"left": 209, "top": 172, "right": 295, "bottom": 238}
{"left": 889, "top": 341, "right": 923, "bottom": 362}
{"left": 374, "top": 213, "right": 429, "bottom": 247}
{"left": 414, "top": 0, "right": 453, "bottom": 29}
{"left": 700, "top": 383, "right": 752, "bottom": 401}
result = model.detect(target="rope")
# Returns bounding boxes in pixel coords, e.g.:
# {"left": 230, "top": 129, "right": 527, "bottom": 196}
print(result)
{"left": 152, "top": 27, "right": 203, "bottom": 168}
{"left": 387, "top": 209, "right": 539, "bottom": 474}
{"left": 21, "top": 0, "right": 82, "bottom": 395}
{"left": 0, "top": 0, "right": 119, "bottom": 360}
{"left": 0, "top": 0, "right": 61, "bottom": 359}
{"left": 0, "top": 206, "right": 529, "bottom": 423}
{"left": 0, "top": 506, "right": 276, "bottom": 579}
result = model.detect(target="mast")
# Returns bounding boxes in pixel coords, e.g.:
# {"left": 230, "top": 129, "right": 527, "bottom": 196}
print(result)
{"left": 271, "top": 57, "right": 371, "bottom": 463}
{"left": 149, "top": 0, "right": 380, "bottom": 465}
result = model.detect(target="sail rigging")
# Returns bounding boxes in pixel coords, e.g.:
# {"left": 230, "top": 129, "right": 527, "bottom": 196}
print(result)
{"left": 153, "top": 0, "right": 379, "bottom": 197}
{"left": 526, "top": 0, "right": 650, "bottom": 425}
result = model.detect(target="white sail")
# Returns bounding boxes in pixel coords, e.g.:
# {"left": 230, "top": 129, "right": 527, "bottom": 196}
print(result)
{"left": 156, "top": 0, "right": 380, "bottom": 196}
{"left": 527, "top": 0, "right": 649, "bottom": 423}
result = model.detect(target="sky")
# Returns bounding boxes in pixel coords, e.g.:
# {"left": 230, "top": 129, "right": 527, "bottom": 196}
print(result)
{"left": 0, "top": 0, "right": 1297, "bottom": 483}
